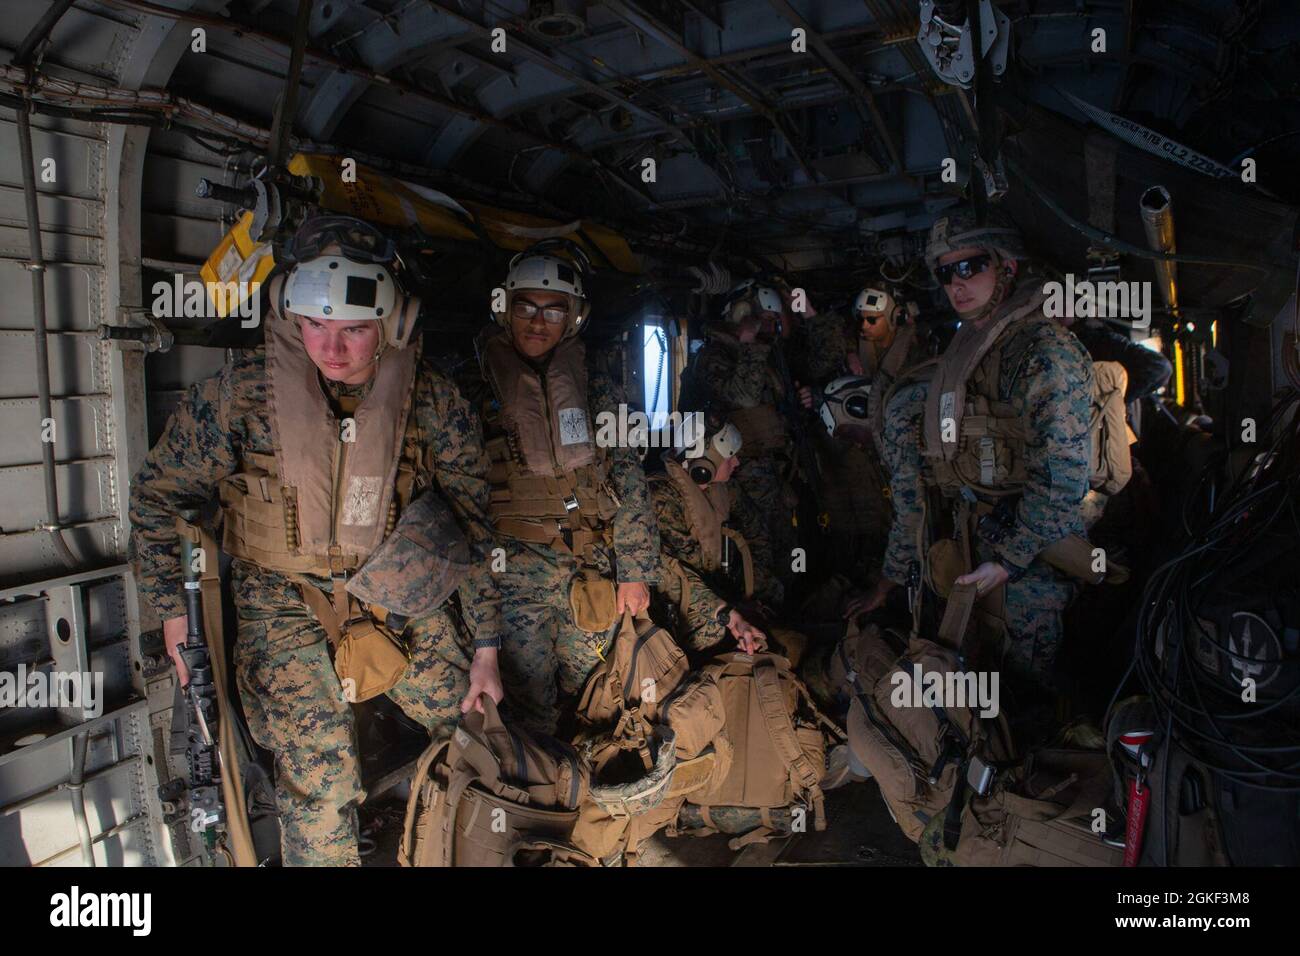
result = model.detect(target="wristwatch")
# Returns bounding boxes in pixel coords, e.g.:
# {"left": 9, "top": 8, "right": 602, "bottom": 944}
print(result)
{"left": 472, "top": 636, "right": 502, "bottom": 651}
{"left": 996, "top": 557, "right": 1028, "bottom": 585}
{"left": 714, "top": 603, "right": 735, "bottom": 627}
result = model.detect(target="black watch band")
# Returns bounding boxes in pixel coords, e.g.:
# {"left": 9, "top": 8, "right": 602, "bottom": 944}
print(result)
{"left": 472, "top": 637, "right": 502, "bottom": 651}
{"left": 714, "top": 603, "right": 734, "bottom": 627}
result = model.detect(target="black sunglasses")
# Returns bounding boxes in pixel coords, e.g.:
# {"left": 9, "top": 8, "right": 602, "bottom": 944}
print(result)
{"left": 936, "top": 254, "right": 992, "bottom": 286}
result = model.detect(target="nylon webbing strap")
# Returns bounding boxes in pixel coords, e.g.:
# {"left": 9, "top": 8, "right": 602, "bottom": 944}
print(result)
{"left": 751, "top": 659, "right": 826, "bottom": 830}
{"left": 179, "top": 519, "right": 258, "bottom": 867}
{"left": 721, "top": 527, "right": 755, "bottom": 599}
{"left": 937, "top": 582, "right": 978, "bottom": 653}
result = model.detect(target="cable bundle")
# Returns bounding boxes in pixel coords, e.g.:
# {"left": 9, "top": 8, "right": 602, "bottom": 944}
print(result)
{"left": 1125, "top": 388, "right": 1300, "bottom": 798}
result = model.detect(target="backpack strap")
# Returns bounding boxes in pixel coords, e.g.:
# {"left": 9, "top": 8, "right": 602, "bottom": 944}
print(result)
{"left": 399, "top": 740, "right": 448, "bottom": 866}
{"left": 937, "top": 581, "right": 978, "bottom": 653}
{"left": 751, "top": 658, "right": 826, "bottom": 831}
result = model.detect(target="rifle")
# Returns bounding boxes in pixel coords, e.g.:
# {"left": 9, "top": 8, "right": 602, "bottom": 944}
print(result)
{"left": 174, "top": 531, "right": 226, "bottom": 844}
{"left": 770, "top": 317, "right": 827, "bottom": 528}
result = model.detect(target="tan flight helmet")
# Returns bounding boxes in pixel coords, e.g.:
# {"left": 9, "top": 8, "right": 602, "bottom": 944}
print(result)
{"left": 494, "top": 237, "right": 594, "bottom": 340}
{"left": 923, "top": 206, "right": 1026, "bottom": 274}
{"left": 280, "top": 214, "right": 421, "bottom": 353}
{"left": 678, "top": 412, "right": 743, "bottom": 485}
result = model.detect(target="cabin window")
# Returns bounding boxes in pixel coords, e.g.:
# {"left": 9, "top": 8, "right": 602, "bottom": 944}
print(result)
{"left": 643, "top": 319, "right": 672, "bottom": 432}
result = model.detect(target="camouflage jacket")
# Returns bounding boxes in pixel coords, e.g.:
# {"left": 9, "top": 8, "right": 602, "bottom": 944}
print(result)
{"left": 462, "top": 342, "right": 661, "bottom": 584}
{"left": 683, "top": 327, "right": 786, "bottom": 412}
{"left": 128, "top": 352, "right": 504, "bottom": 643}
{"left": 881, "top": 290, "right": 1093, "bottom": 583}
{"left": 647, "top": 469, "right": 764, "bottom": 648}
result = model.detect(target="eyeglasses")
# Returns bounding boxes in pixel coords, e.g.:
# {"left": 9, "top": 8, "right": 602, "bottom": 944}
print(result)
{"left": 935, "top": 254, "right": 992, "bottom": 286}
{"left": 511, "top": 299, "right": 570, "bottom": 325}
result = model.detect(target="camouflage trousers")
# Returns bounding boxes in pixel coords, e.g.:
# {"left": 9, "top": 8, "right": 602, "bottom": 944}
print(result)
{"left": 732, "top": 455, "right": 792, "bottom": 606}
{"left": 493, "top": 540, "right": 610, "bottom": 735}
{"left": 975, "top": 542, "right": 1075, "bottom": 695}
{"left": 231, "top": 563, "right": 471, "bottom": 867}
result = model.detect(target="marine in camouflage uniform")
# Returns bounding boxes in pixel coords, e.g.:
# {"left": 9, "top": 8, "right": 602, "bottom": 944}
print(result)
{"left": 647, "top": 423, "right": 765, "bottom": 652}
{"left": 681, "top": 285, "right": 799, "bottom": 607}
{"left": 463, "top": 244, "right": 660, "bottom": 736}
{"left": 878, "top": 212, "right": 1092, "bottom": 700}
{"left": 130, "top": 236, "right": 503, "bottom": 866}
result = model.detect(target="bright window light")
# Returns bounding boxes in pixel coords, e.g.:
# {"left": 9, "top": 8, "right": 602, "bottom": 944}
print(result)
{"left": 643, "top": 321, "right": 670, "bottom": 431}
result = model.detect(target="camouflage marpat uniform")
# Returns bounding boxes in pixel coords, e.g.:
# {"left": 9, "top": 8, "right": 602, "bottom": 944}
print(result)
{"left": 129, "top": 355, "right": 502, "bottom": 866}
{"left": 792, "top": 310, "right": 851, "bottom": 386}
{"left": 880, "top": 288, "right": 1092, "bottom": 693}
{"left": 682, "top": 328, "right": 793, "bottom": 606}
{"left": 647, "top": 471, "right": 765, "bottom": 652}
{"left": 467, "top": 358, "right": 661, "bottom": 735}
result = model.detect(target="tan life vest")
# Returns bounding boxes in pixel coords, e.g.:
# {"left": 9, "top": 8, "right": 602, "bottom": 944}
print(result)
{"left": 217, "top": 281, "right": 421, "bottom": 578}
{"left": 657, "top": 461, "right": 755, "bottom": 612}
{"left": 479, "top": 331, "right": 618, "bottom": 554}
{"left": 662, "top": 458, "right": 730, "bottom": 573}
{"left": 864, "top": 323, "right": 920, "bottom": 440}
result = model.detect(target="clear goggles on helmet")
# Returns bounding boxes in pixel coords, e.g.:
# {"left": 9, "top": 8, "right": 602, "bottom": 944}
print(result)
{"left": 935, "top": 253, "right": 993, "bottom": 286}
{"left": 510, "top": 297, "right": 572, "bottom": 325}
{"left": 285, "top": 214, "right": 398, "bottom": 266}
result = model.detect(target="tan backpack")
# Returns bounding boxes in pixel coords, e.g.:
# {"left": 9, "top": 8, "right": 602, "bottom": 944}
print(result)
{"left": 842, "top": 584, "right": 1016, "bottom": 843}
{"left": 920, "top": 748, "right": 1123, "bottom": 867}
{"left": 576, "top": 610, "right": 689, "bottom": 730}
{"left": 399, "top": 696, "right": 595, "bottom": 867}
{"left": 1089, "top": 360, "right": 1135, "bottom": 494}
{"left": 683, "top": 652, "right": 839, "bottom": 848}
{"left": 570, "top": 612, "right": 731, "bottom": 865}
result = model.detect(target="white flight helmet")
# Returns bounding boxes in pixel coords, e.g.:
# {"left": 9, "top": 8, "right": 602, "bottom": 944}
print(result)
{"left": 722, "top": 279, "right": 784, "bottom": 325}
{"left": 854, "top": 286, "right": 899, "bottom": 328}
{"left": 682, "top": 420, "right": 743, "bottom": 485}
{"left": 495, "top": 239, "right": 593, "bottom": 339}
{"left": 819, "top": 376, "right": 872, "bottom": 436}
{"left": 280, "top": 219, "right": 421, "bottom": 351}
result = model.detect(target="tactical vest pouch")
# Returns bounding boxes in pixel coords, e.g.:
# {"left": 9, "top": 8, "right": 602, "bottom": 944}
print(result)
{"left": 333, "top": 616, "right": 409, "bottom": 704}
{"left": 919, "top": 748, "right": 1122, "bottom": 867}
{"left": 399, "top": 696, "right": 590, "bottom": 867}
{"left": 569, "top": 570, "right": 619, "bottom": 633}
{"left": 297, "top": 582, "right": 408, "bottom": 702}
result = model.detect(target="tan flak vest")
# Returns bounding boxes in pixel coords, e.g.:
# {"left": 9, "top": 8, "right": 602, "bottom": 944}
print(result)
{"left": 217, "top": 280, "right": 421, "bottom": 579}
{"left": 921, "top": 284, "right": 1133, "bottom": 499}
{"left": 921, "top": 286, "right": 1048, "bottom": 498}
{"left": 479, "top": 331, "right": 618, "bottom": 557}
{"left": 658, "top": 459, "right": 755, "bottom": 611}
